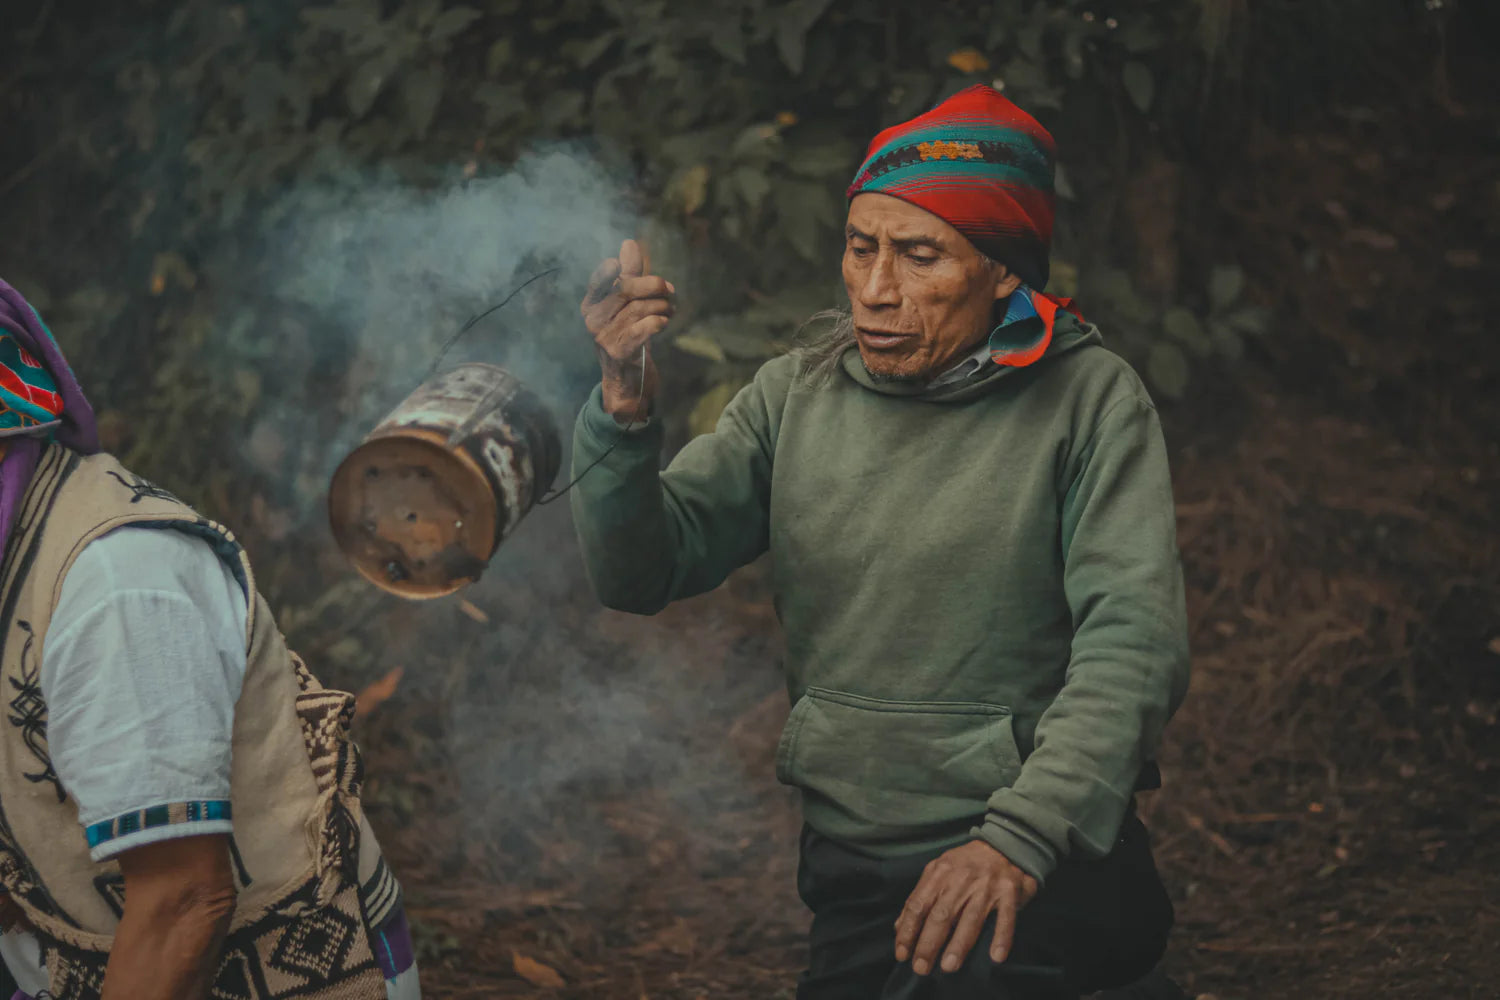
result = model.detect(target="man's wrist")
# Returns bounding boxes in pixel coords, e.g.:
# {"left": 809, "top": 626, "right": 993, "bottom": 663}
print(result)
{"left": 972, "top": 814, "right": 1057, "bottom": 887}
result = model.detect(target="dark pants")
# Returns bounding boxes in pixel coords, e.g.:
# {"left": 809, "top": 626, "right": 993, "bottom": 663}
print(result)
{"left": 796, "top": 813, "right": 1173, "bottom": 1000}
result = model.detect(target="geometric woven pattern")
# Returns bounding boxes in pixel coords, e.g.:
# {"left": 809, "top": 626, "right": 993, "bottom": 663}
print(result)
{"left": 266, "top": 903, "right": 361, "bottom": 983}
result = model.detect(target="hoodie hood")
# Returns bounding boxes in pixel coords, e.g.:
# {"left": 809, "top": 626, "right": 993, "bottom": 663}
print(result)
{"left": 840, "top": 307, "right": 1101, "bottom": 403}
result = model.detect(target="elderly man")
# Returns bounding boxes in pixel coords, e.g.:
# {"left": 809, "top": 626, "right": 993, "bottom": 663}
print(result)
{"left": 0, "top": 279, "right": 418, "bottom": 999}
{"left": 572, "top": 86, "right": 1189, "bottom": 999}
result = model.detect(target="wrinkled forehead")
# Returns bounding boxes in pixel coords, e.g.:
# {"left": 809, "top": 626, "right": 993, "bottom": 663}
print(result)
{"left": 846, "top": 192, "right": 978, "bottom": 253}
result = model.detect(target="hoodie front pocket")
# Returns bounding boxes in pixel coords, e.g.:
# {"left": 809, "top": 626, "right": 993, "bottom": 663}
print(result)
{"left": 774, "top": 686, "right": 1023, "bottom": 847}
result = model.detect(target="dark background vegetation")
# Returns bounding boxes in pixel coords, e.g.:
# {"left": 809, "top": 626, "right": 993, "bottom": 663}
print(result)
{"left": 2, "top": 0, "right": 1497, "bottom": 996}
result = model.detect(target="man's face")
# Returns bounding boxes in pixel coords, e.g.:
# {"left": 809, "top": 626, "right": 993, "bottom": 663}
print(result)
{"left": 842, "top": 193, "right": 1021, "bottom": 380}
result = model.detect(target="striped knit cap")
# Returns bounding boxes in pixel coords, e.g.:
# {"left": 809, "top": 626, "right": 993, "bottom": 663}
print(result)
{"left": 847, "top": 85, "right": 1056, "bottom": 291}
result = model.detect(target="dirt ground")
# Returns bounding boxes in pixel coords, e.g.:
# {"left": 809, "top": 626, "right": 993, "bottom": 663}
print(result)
{"left": 347, "top": 80, "right": 1500, "bottom": 1000}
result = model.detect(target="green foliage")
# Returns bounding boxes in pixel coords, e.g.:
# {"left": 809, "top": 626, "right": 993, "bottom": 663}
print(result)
{"left": 107, "top": 0, "right": 1234, "bottom": 420}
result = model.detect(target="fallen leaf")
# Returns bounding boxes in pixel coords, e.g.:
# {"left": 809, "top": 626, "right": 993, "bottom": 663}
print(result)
{"left": 1487, "top": 636, "right": 1500, "bottom": 656}
{"left": 512, "top": 950, "right": 566, "bottom": 988}
{"left": 776, "top": 110, "right": 799, "bottom": 127}
{"left": 458, "top": 599, "right": 490, "bottom": 623}
{"left": 355, "top": 666, "right": 404, "bottom": 715}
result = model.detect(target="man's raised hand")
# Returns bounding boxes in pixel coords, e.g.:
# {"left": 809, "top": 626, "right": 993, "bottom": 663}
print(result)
{"left": 581, "top": 238, "right": 675, "bottom": 423}
{"left": 893, "top": 839, "right": 1039, "bottom": 977}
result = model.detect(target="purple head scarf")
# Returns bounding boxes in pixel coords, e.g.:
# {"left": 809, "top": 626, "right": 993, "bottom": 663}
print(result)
{"left": 0, "top": 279, "right": 99, "bottom": 557}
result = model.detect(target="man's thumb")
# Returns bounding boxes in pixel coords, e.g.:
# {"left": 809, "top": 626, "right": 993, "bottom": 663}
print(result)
{"left": 619, "top": 238, "right": 645, "bottom": 277}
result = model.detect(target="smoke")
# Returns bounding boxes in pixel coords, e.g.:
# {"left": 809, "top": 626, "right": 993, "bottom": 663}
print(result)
{"left": 258, "top": 147, "right": 635, "bottom": 476}
{"left": 233, "top": 146, "right": 786, "bottom": 862}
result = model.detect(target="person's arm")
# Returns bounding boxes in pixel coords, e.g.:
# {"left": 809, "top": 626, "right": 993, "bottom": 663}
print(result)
{"left": 41, "top": 526, "right": 250, "bottom": 996}
{"left": 977, "top": 393, "right": 1190, "bottom": 883}
{"left": 571, "top": 239, "right": 788, "bottom": 614}
{"left": 101, "top": 836, "right": 235, "bottom": 1000}
{"left": 570, "top": 366, "right": 787, "bottom": 614}
{"left": 894, "top": 391, "right": 1189, "bottom": 975}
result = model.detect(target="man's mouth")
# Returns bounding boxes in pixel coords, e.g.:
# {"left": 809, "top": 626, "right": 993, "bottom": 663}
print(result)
{"left": 856, "top": 328, "right": 916, "bottom": 351}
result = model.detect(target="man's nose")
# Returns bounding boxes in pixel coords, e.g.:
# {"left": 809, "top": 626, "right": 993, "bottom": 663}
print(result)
{"left": 857, "top": 251, "right": 903, "bottom": 308}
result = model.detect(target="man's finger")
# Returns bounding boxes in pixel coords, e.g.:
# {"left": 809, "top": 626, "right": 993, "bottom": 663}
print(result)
{"left": 941, "top": 887, "right": 991, "bottom": 974}
{"left": 620, "top": 238, "right": 645, "bottom": 278}
{"left": 624, "top": 314, "right": 670, "bottom": 344}
{"left": 598, "top": 315, "right": 670, "bottom": 365}
{"left": 582, "top": 257, "right": 622, "bottom": 310}
{"left": 615, "top": 275, "right": 674, "bottom": 301}
{"left": 893, "top": 873, "right": 941, "bottom": 961}
{"left": 614, "top": 297, "right": 674, "bottom": 327}
{"left": 909, "top": 880, "right": 967, "bottom": 976}
{"left": 989, "top": 881, "right": 1020, "bottom": 963}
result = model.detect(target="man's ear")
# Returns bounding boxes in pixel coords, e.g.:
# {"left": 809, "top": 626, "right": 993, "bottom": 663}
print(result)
{"left": 993, "top": 264, "right": 1023, "bottom": 303}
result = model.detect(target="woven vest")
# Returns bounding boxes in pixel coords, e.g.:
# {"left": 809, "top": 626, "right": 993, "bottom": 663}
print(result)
{"left": 0, "top": 446, "right": 394, "bottom": 999}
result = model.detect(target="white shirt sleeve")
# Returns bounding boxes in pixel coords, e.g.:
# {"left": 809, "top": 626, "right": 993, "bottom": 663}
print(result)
{"left": 40, "top": 524, "right": 249, "bottom": 862}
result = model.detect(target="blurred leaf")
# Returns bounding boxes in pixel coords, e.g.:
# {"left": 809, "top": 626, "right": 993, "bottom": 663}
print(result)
{"left": 1062, "top": 28, "right": 1086, "bottom": 79}
{"left": 673, "top": 334, "right": 728, "bottom": 363}
{"left": 730, "top": 123, "right": 781, "bottom": 159}
{"left": 1119, "top": 17, "right": 1165, "bottom": 54}
{"left": 947, "top": 47, "right": 991, "bottom": 74}
{"left": 1195, "top": 0, "right": 1235, "bottom": 67}
{"left": 301, "top": 4, "right": 382, "bottom": 40}
{"left": 241, "top": 63, "right": 285, "bottom": 128}
{"left": 1054, "top": 163, "right": 1075, "bottom": 200}
{"left": 708, "top": 17, "right": 747, "bottom": 63}
{"left": 1048, "top": 258, "right": 1079, "bottom": 299}
{"left": 347, "top": 53, "right": 397, "bottom": 118}
{"left": 1123, "top": 61, "right": 1154, "bottom": 112}
{"left": 401, "top": 66, "right": 444, "bottom": 139}
{"left": 732, "top": 165, "right": 772, "bottom": 212}
{"left": 1147, "top": 341, "right": 1190, "bottom": 399}
{"left": 998, "top": 56, "right": 1047, "bottom": 95}
{"left": 151, "top": 251, "right": 198, "bottom": 292}
{"left": 538, "top": 89, "right": 586, "bottom": 126}
{"left": 689, "top": 380, "right": 745, "bottom": 437}
{"left": 671, "top": 164, "right": 711, "bottom": 215}
{"left": 776, "top": 0, "right": 836, "bottom": 74}
{"left": 1224, "top": 304, "right": 1272, "bottom": 337}
{"left": 567, "top": 30, "right": 620, "bottom": 68}
{"left": 1209, "top": 264, "right": 1245, "bottom": 311}
{"left": 776, "top": 179, "right": 837, "bottom": 262}
{"left": 355, "top": 666, "right": 405, "bottom": 715}
{"left": 511, "top": 951, "right": 565, "bottom": 989}
{"left": 1163, "top": 306, "right": 1211, "bottom": 357}
{"left": 473, "top": 81, "right": 525, "bottom": 125}
{"left": 428, "top": 6, "right": 482, "bottom": 43}
{"left": 1208, "top": 320, "right": 1244, "bottom": 360}
{"left": 784, "top": 138, "right": 856, "bottom": 178}
{"left": 485, "top": 37, "right": 513, "bottom": 75}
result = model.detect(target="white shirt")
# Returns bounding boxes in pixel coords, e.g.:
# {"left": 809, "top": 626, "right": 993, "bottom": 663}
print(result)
{"left": 46, "top": 525, "right": 248, "bottom": 860}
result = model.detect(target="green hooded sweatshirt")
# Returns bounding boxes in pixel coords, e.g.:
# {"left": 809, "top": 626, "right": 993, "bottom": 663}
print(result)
{"left": 569, "top": 314, "right": 1189, "bottom": 883}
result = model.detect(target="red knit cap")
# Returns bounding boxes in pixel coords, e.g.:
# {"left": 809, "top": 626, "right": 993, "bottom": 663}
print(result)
{"left": 847, "top": 85, "right": 1057, "bottom": 291}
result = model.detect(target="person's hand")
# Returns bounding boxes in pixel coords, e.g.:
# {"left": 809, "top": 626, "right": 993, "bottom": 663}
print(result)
{"left": 581, "top": 238, "right": 675, "bottom": 424}
{"left": 893, "top": 840, "right": 1039, "bottom": 976}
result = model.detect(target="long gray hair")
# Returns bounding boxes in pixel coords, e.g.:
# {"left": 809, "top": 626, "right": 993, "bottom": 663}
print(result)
{"left": 790, "top": 307, "right": 857, "bottom": 387}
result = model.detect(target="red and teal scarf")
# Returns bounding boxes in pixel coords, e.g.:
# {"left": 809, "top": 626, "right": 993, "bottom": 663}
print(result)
{"left": 0, "top": 279, "right": 98, "bottom": 557}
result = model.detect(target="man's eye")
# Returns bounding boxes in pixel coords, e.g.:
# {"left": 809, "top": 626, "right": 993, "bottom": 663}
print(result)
{"left": 849, "top": 245, "right": 875, "bottom": 258}
{"left": 907, "top": 253, "right": 938, "bottom": 265}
